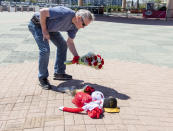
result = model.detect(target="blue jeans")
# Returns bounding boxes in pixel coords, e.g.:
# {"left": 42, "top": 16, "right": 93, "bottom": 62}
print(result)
{"left": 28, "top": 21, "right": 67, "bottom": 79}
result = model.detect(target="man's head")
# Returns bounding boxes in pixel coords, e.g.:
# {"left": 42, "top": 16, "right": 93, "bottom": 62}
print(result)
{"left": 73, "top": 9, "right": 95, "bottom": 29}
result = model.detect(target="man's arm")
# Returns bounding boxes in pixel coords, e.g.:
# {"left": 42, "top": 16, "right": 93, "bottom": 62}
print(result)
{"left": 67, "top": 37, "right": 79, "bottom": 57}
{"left": 40, "top": 8, "right": 50, "bottom": 42}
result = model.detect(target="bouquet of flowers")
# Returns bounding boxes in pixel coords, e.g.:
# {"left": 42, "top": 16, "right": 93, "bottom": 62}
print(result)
{"left": 71, "top": 85, "right": 95, "bottom": 96}
{"left": 64, "top": 52, "right": 104, "bottom": 69}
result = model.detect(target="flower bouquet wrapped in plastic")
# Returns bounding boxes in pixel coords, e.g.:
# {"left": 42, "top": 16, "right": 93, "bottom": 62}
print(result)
{"left": 64, "top": 52, "right": 104, "bottom": 69}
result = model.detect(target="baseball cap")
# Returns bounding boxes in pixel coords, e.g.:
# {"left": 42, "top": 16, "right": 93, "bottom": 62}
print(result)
{"left": 103, "top": 96, "right": 120, "bottom": 113}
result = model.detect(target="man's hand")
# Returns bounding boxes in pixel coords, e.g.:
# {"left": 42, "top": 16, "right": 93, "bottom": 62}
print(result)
{"left": 42, "top": 31, "right": 50, "bottom": 42}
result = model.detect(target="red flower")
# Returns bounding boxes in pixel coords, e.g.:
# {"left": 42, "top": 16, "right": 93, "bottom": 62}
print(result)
{"left": 98, "top": 64, "right": 102, "bottom": 69}
{"left": 86, "top": 57, "right": 91, "bottom": 63}
{"left": 101, "top": 59, "right": 104, "bottom": 65}
{"left": 94, "top": 56, "right": 97, "bottom": 60}
{"left": 88, "top": 58, "right": 92, "bottom": 63}
{"left": 93, "top": 61, "right": 98, "bottom": 66}
{"left": 72, "top": 56, "right": 80, "bottom": 64}
{"left": 84, "top": 86, "right": 95, "bottom": 95}
{"left": 97, "top": 55, "right": 101, "bottom": 59}
{"left": 88, "top": 62, "right": 92, "bottom": 66}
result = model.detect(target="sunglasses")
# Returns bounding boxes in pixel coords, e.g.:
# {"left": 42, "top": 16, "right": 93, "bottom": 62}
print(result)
{"left": 81, "top": 18, "right": 86, "bottom": 27}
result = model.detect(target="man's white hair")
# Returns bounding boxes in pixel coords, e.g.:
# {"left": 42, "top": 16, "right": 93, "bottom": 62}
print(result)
{"left": 76, "top": 9, "right": 95, "bottom": 21}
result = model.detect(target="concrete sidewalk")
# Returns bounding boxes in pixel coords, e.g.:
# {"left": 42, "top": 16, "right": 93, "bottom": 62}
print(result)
{"left": 0, "top": 12, "right": 173, "bottom": 131}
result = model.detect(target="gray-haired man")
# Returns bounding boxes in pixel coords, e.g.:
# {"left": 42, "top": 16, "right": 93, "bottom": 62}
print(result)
{"left": 28, "top": 6, "right": 95, "bottom": 89}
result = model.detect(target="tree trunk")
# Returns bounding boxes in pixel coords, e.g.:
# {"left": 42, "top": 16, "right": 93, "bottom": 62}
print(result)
{"left": 137, "top": 0, "right": 139, "bottom": 9}
{"left": 167, "top": 0, "right": 173, "bottom": 18}
{"left": 78, "top": 0, "right": 83, "bottom": 6}
{"left": 122, "top": 0, "right": 126, "bottom": 11}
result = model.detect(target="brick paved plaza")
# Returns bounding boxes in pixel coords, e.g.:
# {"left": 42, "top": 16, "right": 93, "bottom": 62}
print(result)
{"left": 0, "top": 12, "right": 173, "bottom": 131}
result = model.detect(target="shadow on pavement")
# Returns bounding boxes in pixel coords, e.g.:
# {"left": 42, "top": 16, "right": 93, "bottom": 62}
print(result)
{"left": 95, "top": 15, "right": 173, "bottom": 26}
{"left": 51, "top": 79, "right": 130, "bottom": 100}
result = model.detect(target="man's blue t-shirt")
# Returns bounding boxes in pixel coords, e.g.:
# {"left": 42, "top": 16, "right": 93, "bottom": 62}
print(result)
{"left": 35, "top": 6, "right": 78, "bottom": 39}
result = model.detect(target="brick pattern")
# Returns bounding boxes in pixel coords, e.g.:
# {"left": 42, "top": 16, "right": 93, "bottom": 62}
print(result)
{"left": 0, "top": 60, "right": 173, "bottom": 131}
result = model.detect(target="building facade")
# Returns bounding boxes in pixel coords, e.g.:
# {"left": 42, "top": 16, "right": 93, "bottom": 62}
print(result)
{"left": 54, "top": 0, "right": 122, "bottom": 6}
